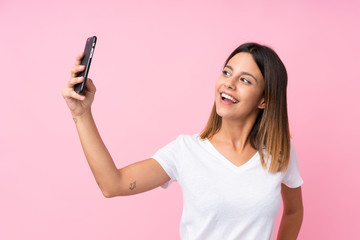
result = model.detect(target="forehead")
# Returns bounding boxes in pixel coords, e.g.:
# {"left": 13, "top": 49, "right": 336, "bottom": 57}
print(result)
{"left": 226, "top": 52, "right": 263, "bottom": 80}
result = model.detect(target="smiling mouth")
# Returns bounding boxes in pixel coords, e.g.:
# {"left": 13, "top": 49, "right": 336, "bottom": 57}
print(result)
{"left": 221, "top": 92, "right": 239, "bottom": 103}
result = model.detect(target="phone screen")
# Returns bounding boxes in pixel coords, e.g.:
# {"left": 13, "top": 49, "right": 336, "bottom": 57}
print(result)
{"left": 74, "top": 36, "right": 97, "bottom": 94}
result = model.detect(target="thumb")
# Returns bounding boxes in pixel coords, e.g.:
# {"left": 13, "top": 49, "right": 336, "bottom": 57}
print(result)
{"left": 85, "top": 78, "right": 96, "bottom": 93}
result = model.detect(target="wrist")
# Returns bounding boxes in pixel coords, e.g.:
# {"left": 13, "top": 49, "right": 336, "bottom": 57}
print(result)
{"left": 72, "top": 110, "right": 93, "bottom": 123}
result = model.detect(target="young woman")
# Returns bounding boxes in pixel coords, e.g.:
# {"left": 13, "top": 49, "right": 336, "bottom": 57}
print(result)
{"left": 62, "top": 42, "right": 304, "bottom": 240}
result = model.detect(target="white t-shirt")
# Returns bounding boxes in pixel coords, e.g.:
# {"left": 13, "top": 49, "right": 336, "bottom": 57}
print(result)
{"left": 152, "top": 134, "right": 303, "bottom": 240}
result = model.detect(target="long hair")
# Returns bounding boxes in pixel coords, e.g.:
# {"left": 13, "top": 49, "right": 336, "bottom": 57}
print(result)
{"left": 200, "top": 42, "right": 290, "bottom": 173}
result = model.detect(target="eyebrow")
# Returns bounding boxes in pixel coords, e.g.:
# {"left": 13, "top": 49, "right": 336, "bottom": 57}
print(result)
{"left": 224, "top": 65, "right": 258, "bottom": 83}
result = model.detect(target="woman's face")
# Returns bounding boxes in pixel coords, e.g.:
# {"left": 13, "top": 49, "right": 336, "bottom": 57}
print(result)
{"left": 215, "top": 52, "right": 265, "bottom": 121}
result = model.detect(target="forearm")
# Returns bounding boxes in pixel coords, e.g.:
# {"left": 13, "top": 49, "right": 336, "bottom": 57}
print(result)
{"left": 73, "top": 111, "right": 121, "bottom": 197}
{"left": 277, "top": 210, "right": 303, "bottom": 240}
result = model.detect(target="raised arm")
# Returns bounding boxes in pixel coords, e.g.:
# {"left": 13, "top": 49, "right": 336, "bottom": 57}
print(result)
{"left": 62, "top": 53, "right": 170, "bottom": 197}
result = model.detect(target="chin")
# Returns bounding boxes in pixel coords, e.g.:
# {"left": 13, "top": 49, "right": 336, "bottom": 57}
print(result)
{"left": 215, "top": 105, "right": 235, "bottom": 120}
{"left": 215, "top": 102, "right": 247, "bottom": 121}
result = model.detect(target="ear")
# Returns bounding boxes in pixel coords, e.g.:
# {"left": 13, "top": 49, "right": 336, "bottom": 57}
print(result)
{"left": 258, "top": 97, "right": 265, "bottom": 109}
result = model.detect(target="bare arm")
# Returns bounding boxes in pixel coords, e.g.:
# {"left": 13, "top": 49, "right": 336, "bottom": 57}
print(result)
{"left": 73, "top": 112, "right": 170, "bottom": 197}
{"left": 277, "top": 184, "right": 304, "bottom": 240}
{"left": 62, "top": 53, "right": 170, "bottom": 198}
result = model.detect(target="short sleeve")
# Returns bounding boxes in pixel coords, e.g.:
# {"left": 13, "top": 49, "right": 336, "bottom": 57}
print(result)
{"left": 151, "top": 135, "right": 184, "bottom": 189}
{"left": 282, "top": 142, "right": 304, "bottom": 188}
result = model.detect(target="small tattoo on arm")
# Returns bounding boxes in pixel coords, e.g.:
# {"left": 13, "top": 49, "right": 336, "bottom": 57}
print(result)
{"left": 73, "top": 118, "right": 78, "bottom": 124}
{"left": 129, "top": 181, "right": 136, "bottom": 190}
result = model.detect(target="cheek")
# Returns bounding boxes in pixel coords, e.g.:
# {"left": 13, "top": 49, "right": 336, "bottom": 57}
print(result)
{"left": 215, "top": 78, "right": 222, "bottom": 88}
{"left": 234, "top": 85, "right": 254, "bottom": 100}
{"left": 243, "top": 90, "right": 263, "bottom": 106}
{"left": 214, "top": 79, "right": 222, "bottom": 94}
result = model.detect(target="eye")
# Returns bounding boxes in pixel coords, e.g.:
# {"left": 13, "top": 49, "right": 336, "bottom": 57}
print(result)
{"left": 240, "top": 77, "right": 251, "bottom": 84}
{"left": 222, "top": 70, "right": 230, "bottom": 76}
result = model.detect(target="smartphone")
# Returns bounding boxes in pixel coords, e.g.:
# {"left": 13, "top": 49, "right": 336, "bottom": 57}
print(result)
{"left": 74, "top": 36, "right": 97, "bottom": 94}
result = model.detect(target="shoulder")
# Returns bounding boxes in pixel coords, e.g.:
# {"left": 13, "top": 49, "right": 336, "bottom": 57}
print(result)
{"left": 170, "top": 133, "right": 206, "bottom": 149}
{"left": 259, "top": 141, "right": 298, "bottom": 170}
{"left": 289, "top": 141, "right": 299, "bottom": 164}
{"left": 282, "top": 141, "right": 303, "bottom": 187}
{"left": 177, "top": 133, "right": 205, "bottom": 143}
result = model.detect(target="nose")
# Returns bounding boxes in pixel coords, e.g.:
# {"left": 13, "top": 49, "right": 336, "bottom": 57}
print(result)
{"left": 224, "top": 77, "right": 236, "bottom": 90}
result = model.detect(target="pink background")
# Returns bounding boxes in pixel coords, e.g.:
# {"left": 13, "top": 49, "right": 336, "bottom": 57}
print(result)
{"left": 1, "top": 0, "right": 359, "bottom": 239}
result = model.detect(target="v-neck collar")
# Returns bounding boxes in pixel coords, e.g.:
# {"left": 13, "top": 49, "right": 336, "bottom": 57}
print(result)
{"left": 201, "top": 137, "right": 259, "bottom": 173}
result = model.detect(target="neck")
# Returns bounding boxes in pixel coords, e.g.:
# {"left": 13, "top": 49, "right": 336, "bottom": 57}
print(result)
{"left": 212, "top": 112, "right": 259, "bottom": 152}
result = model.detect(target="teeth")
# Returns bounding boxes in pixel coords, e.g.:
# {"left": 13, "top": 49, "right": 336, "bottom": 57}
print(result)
{"left": 221, "top": 93, "right": 239, "bottom": 103}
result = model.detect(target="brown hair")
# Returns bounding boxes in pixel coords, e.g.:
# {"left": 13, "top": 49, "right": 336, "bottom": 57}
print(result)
{"left": 200, "top": 42, "right": 290, "bottom": 173}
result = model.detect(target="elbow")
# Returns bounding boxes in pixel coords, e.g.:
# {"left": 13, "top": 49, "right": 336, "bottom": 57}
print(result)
{"left": 284, "top": 206, "right": 304, "bottom": 217}
{"left": 97, "top": 181, "right": 123, "bottom": 198}
{"left": 102, "top": 190, "right": 115, "bottom": 198}
{"left": 101, "top": 186, "right": 127, "bottom": 198}
{"left": 283, "top": 206, "right": 304, "bottom": 224}
{"left": 97, "top": 178, "right": 127, "bottom": 198}
{"left": 101, "top": 188, "right": 121, "bottom": 198}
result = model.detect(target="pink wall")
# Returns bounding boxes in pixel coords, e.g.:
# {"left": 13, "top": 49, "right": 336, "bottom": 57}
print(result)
{"left": 1, "top": 0, "right": 359, "bottom": 239}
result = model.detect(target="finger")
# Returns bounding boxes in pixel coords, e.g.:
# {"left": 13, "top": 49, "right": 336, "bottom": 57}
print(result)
{"left": 61, "top": 87, "right": 74, "bottom": 99}
{"left": 66, "top": 76, "right": 84, "bottom": 88}
{"left": 70, "top": 65, "right": 85, "bottom": 78}
{"left": 70, "top": 90, "right": 86, "bottom": 101}
{"left": 74, "top": 52, "right": 84, "bottom": 65}
{"left": 62, "top": 88, "right": 85, "bottom": 101}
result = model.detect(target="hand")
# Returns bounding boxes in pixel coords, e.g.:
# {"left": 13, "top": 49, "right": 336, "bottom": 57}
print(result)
{"left": 62, "top": 52, "right": 96, "bottom": 117}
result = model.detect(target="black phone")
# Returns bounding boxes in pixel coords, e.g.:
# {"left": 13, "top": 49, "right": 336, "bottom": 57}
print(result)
{"left": 74, "top": 36, "right": 97, "bottom": 94}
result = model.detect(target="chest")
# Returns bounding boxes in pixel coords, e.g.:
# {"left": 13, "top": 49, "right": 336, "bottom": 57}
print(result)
{"left": 221, "top": 149, "right": 258, "bottom": 167}
{"left": 179, "top": 156, "right": 283, "bottom": 220}
{"left": 208, "top": 141, "right": 258, "bottom": 167}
